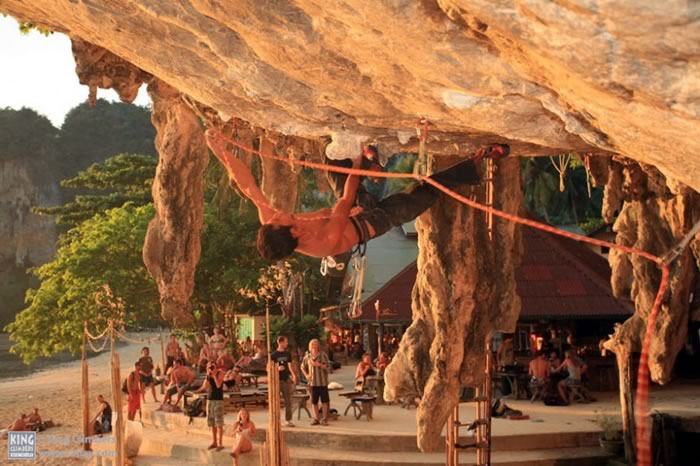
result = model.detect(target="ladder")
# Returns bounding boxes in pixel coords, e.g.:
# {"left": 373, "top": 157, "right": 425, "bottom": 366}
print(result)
{"left": 446, "top": 158, "right": 496, "bottom": 466}
{"left": 446, "top": 344, "right": 494, "bottom": 466}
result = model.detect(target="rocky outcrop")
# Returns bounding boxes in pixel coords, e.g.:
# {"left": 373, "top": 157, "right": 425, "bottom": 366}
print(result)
{"left": 0, "top": 159, "right": 60, "bottom": 270}
{"left": 2, "top": 1, "right": 699, "bottom": 190}
{"left": 142, "top": 80, "right": 209, "bottom": 326}
{"left": 603, "top": 159, "right": 700, "bottom": 384}
{"left": 384, "top": 157, "right": 522, "bottom": 451}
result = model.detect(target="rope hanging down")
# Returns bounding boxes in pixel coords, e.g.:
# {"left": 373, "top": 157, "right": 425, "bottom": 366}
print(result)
{"left": 207, "top": 129, "right": 689, "bottom": 466}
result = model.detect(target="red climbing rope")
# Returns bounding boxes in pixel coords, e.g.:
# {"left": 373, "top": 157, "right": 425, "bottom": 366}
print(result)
{"left": 209, "top": 128, "right": 670, "bottom": 465}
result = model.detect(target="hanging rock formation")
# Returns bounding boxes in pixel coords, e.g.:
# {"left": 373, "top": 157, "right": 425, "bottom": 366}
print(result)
{"left": 2, "top": 1, "right": 699, "bottom": 190}
{"left": 602, "top": 159, "right": 700, "bottom": 384}
{"left": 142, "top": 79, "right": 209, "bottom": 326}
{"left": 384, "top": 157, "right": 522, "bottom": 451}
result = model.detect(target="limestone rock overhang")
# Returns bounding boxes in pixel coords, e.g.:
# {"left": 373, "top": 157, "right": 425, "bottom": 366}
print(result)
{"left": 1, "top": 1, "right": 698, "bottom": 190}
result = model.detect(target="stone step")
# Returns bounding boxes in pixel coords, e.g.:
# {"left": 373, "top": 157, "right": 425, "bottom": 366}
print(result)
{"left": 135, "top": 425, "right": 611, "bottom": 466}
{"left": 141, "top": 407, "right": 600, "bottom": 453}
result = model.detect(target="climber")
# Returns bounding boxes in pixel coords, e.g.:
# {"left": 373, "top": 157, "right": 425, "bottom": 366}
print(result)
{"left": 206, "top": 129, "right": 508, "bottom": 261}
{"left": 325, "top": 144, "right": 384, "bottom": 210}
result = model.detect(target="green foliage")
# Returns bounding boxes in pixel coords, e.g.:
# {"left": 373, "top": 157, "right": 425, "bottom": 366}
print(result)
{"left": 263, "top": 315, "right": 323, "bottom": 352}
{"left": 194, "top": 204, "right": 267, "bottom": 312}
{"left": 57, "top": 99, "right": 156, "bottom": 178}
{"left": 521, "top": 156, "right": 603, "bottom": 226}
{"left": 0, "top": 108, "right": 59, "bottom": 163}
{"left": 17, "top": 21, "right": 52, "bottom": 36}
{"left": 34, "top": 153, "right": 156, "bottom": 225}
{"left": 578, "top": 217, "right": 606, "bottom": 235}
{"left": 5, "top": 204, "right": 160, "bottom": 363}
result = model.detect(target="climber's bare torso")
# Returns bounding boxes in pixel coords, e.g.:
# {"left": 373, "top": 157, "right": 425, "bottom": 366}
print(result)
{"left": 206, "top": 130, "right": 371, "bottom": 258}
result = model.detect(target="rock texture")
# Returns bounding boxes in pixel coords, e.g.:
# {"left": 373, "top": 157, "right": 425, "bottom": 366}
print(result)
{"left": 2, "top": 1, "right": 699, "bottom": 190}
{"left": 142, "top": 79, "right": 209, "bottom": 326}
{"left": 384, "top": 157, "right": 522, "bottom": 451}
{"left": 603, "top": 159, "right": 700, "bottom": 384}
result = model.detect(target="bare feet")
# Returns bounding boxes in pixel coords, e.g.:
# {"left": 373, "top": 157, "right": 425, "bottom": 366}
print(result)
{"left": 207, "top": 443, "right": 217, "bottom": 450}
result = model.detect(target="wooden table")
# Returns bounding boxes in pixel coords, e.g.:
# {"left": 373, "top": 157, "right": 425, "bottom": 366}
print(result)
{"left": 226, "top": 391, "right": 268, "bottom": 409}
{"left": 240, "top": 373, "right": 260, "bottom": 388}
{"left": 496, "top": 371, "right": 529, "bottom": 399}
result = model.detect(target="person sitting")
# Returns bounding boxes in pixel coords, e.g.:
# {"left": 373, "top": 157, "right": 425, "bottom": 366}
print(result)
{"left": 198, "top": 341, "right": 212, "bottom": 374}
{"left": 553, "top": 350, "right": 587, "bottom": 404}
{"left": 25, "top": 408, "right": 43, "bottom": 431}
{"left": 90, "top": 395, "right": 112, "bottom": 436}
{"left": 230, "top": 408, "right": 256, "bottom": 466}
{"left": 6, "top": 414, "right": 28, "bottom": 432}
{"left": 242, "top": 337, "right": 254, "bottom": 354}
{"left": 224, "top": 366, "right": 243, "bottom": 391}
{"left": 355, "top": 353, "right": 377, "bottom": 390}
{"left": 206, "top": 129, "right": 509, "bottom": 261}
{"left": 164, "top": 358, "right": 196, "bottom": 406}
{"left": 235, "top": 352, "right": 253, "bottom": 371}
{"left": 217, "top": 350, "right": 236, "bottom": 372}
{"left": 528, "top": 351, "right": 550, "bottom": 384}
{"left": 375, "top": 352, "right": 390, "bottom": 374}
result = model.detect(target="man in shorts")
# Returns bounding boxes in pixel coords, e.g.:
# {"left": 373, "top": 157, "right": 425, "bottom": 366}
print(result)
{"left": 301, "top": 339, "right": 330, "bottom": 426}
{"left": 138, "top": 347, "right": 159, "bottom": 403}
{"left": 164, "top": 358, "right": 196, "bottom": 406}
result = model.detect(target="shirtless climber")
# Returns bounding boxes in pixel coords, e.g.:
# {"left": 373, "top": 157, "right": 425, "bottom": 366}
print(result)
{"left": 205, "top": 129, "right": 508, "bottom": 261}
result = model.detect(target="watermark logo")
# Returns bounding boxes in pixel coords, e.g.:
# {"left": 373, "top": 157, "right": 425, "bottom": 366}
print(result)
{"left": 8, "top": 431, "right": 36, "bottom": 460}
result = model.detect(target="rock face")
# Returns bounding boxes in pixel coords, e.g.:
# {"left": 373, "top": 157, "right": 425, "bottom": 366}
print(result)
{"left": 2, "top": 1, "right": 699, "bottom": 191}
{"left": 384, "top": 157, "right": 522, "bottom": 451}
{"left": 602, "top": 159, "right": 700, "bottom": 384}
{"left": 142, "top": 80, "right": 209, "bottom": 326}
{"left": 0, "top": 159, "right": 60, "bottom": 270}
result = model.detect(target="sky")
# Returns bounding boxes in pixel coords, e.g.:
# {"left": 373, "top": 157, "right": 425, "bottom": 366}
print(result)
{"left": 0, "top": 16, "right": 150, "bottom": 128}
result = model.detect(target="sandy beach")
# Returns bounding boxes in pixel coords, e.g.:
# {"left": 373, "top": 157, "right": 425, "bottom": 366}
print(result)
{"left": 0, "top": 334, "right": 161, "bottom": 465}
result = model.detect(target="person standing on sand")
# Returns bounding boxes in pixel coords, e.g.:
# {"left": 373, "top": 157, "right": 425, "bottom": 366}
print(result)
{"left": 165, "top": 335, "right": 181, "bottom": 372}
{"left": 138, "top": 347, "right": 159, "bottom": 403}
{"left": 209, "top": 327, "right": 227, "bottom": 359}
{"left": 127, "top": 361, "right": 142, "bottom": 421}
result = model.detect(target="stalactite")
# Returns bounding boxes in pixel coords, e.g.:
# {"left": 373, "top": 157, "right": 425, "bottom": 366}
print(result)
{"left": 384, "top": 157, "right": 522, "bottom": 451}
{"left": 142, "top": 79, "right": 208, "bottom": 326}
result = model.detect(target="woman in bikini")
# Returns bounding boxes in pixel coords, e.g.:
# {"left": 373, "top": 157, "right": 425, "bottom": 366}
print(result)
{"left": 230, "top": 408, "right": 256, "bottom": 466}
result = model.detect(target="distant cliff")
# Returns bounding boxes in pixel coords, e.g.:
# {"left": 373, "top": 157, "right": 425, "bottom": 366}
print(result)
{"left": 0, "top": 102, "right": 156, "bottom": 327}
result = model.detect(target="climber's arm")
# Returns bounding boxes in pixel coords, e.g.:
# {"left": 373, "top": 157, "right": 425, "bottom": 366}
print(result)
{"left": 321, "top": 158, "right": 362, "bottom": 244}
{"left": 206, "top": 131, "right": 276, "bottom": 223}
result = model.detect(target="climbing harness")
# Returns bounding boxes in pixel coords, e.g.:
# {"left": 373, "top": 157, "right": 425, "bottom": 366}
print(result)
{"left": 550, "top": 153, "right": 571, "bottom": 192}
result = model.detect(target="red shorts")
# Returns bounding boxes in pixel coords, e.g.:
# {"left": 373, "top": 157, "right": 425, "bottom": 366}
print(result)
{"left": 128, "top": 390, "right": 141, "bottom": 412}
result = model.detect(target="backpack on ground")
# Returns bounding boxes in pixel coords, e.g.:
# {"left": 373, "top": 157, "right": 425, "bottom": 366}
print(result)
{"left": 184, "top": 397, "right": 205, "bottom": 423}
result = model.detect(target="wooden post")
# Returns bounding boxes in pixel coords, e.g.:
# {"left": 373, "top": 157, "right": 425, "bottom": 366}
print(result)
{"left": 159, "top": 334, "right": 166, "bottom": 395}
{"left": 81, "top": 322, "right": 91, "bottom": 451}
{"left": 109, "top": 322, "right": 125, "bottom": 466}
{"left": 615, "top": 346, "right": 636, "bottom": 464}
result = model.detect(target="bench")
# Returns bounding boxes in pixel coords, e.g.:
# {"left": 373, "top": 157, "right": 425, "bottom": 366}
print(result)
{"left": 347, "top": 395, "right": 376, "bottom": 421}
{"left": 240, "top": 373, "right": 260, "bottom": 388}
{"left": 226, "top": 392, "right": 268, "bottom": 409}
{"left": 292, "top": 394, "right": 311, "bottom": 420}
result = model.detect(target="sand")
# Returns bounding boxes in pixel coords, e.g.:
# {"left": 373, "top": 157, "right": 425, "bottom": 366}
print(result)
{"left": 0, "top": 333, "right": 161, "bottom": 465}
